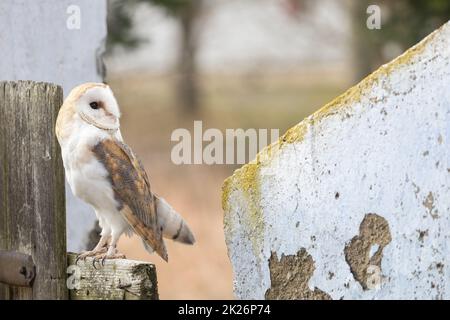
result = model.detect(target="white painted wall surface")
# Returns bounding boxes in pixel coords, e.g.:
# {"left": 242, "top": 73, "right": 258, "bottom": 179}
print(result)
{"left": 223, "top": 22, "right": 450, "bottom": 299}
{"left": 0, "top": 0, "right": 107, "bottom": 252}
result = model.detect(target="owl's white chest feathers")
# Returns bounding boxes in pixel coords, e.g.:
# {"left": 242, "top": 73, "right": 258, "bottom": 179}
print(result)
{"left": 58, "top": 118, "right": 129, "bottom": 234}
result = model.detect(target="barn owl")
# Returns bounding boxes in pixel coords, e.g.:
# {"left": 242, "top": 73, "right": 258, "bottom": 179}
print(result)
{"left": 55, "top": 83, "right": 195, "bottom": 263}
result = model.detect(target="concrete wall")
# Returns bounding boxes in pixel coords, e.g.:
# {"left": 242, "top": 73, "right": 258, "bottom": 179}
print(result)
{"left": 0, "top": 0, "right": 107, "bottom": 252}
{"left": 223, "top": 21, "right": 450, "bottom": 299}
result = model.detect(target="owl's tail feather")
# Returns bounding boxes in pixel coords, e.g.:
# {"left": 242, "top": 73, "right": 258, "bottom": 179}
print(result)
{"left": 122, "top": 206, "right": 168, "bottom": 261}
{"left": 154, "top": 195, "right": 196, "bottom": 245}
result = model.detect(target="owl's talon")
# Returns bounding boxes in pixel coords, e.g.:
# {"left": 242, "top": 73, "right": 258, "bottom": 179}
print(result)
{"left": 92, "top": 258, "right": 98, "bottom": 269}
{"left": 93, "top": 252, "right": 127, "bottom": 264}
{"left": 75, "top": 251, "right": 92, "bottom": 265}
{"left": 75, "top": 246, "right": 108, "bottom": 267}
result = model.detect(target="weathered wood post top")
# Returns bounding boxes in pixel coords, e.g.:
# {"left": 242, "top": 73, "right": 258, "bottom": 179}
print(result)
{"left": 67, "top": 253, "right": 159, "bottom": 300}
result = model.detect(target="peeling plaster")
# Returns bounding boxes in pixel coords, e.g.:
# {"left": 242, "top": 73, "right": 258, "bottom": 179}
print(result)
{"left": 223, "top": 22, "right": 450, "bottom": 299}
{"left": 265, "top": 250, "right": 331, "bottom": 300}
{"left": 344, "top": 214, "right": 392, "bottom": 290}
{"left": 423, "top": 192, "right": 439, "bottom": 219}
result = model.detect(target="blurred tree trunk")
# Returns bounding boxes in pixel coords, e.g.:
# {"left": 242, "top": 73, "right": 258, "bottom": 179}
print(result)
{"left": 176, "top": 0, "right": 201, "bottom": 115}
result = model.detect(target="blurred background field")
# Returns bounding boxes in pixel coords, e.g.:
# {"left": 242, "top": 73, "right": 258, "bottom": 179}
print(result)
{"left": 110, "top": 71, "right": 345, "bottom": 299}
{"left": 103, "top": 0, "right": 450, "bottom": 299}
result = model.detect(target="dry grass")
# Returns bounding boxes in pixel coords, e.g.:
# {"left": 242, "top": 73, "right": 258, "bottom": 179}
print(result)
{"left": 107, "top": 71, "right": 347, "bottom": 299}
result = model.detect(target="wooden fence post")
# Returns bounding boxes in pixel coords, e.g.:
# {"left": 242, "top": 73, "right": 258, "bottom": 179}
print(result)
{"left": 67, "top": 253, "right": 159, "bottom": 300}
{"left": 0, "top": 81, "right": 67, "bottom": 299}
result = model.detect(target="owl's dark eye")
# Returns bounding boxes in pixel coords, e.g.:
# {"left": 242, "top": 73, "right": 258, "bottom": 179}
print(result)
{"left": 89, "top": 102, "right": 99, "bottom": 110}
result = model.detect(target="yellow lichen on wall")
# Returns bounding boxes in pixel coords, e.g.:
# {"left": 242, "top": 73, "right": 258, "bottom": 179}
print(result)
{"left": 223, "top": 162, "right": 265, "bottom": 258}
{"left": 311, "top": 23, "right": 441, "bottom": 124}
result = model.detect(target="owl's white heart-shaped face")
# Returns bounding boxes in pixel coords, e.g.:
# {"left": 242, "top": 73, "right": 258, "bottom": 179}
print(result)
{"left": 75, "top": 84, "right": 121, "bottom": 131}
{"left": 56, "top": 82, "right": 124, "bottom": 145}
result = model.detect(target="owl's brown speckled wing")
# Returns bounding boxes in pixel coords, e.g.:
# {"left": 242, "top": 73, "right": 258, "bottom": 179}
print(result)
{"left": 92, "top": 139, "right": 168, "bottom": 261}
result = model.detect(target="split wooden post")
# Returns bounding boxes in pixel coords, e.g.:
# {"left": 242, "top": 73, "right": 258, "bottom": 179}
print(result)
{"left": 67, "top": 253, "right": 159, "bottom": 300}
{"left": 0, "top": 81, "right": 67, "bottom": 299}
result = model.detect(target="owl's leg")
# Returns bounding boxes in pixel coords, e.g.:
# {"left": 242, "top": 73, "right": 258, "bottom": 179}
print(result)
{"left": 75, "top": 219, "right": 111, "bottom": 265}
{"left": 75, "top": 234, "right": 110, "bottom": 264}
{"left": 93, "top": 229, "right": 126, "bottom": 267}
